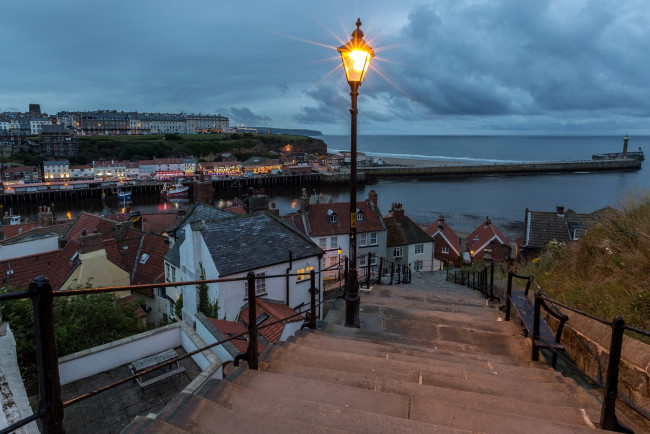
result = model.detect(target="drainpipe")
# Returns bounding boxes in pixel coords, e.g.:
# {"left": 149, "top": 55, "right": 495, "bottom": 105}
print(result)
{"left": 285, "top": 251, "right": 293, "bottom": 306}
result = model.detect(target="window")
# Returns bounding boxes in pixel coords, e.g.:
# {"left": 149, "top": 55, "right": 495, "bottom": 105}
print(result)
{"left": 359, "top": 232, "right": 377, "bottom": 247}
{"left": 329, "top": 256, "right": 339, "bottom": 267}
{"left": 441, "top": 246, "right": 449, "bottom": 254}
{"left": 330, "top": 236, "right": 337, "bottom": 249}
{"left": 296, "top": 266, "right": 314, "bottom": 282}
{"left": 327, "top": 209, "right": 337, "bottom": 223}
{"left": 356, "top": 211, "right": 364, "bottom": 222}
{"left": 414, "top": 260, "right": 424, "bottom": 271}
{"left": 318, "top": 238, "right": 327, "bottom": 248}
{"left": 244, "top": 272, "right": 267, "bottom": 297}
{"left": 393, "top": 247, "right": 403, "bottom": 258}
{"left": 414, "top": 244, "right": 424, "bottom": 254}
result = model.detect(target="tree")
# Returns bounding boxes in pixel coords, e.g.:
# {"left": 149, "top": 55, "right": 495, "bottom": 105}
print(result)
{"left": 174, "top": 293, "right": 183, "bottom": 320}
{"left": 0, "top": 283, "right": 149, "bottom": 393}
{"left": 197, "top": 263, "right": 221, "bottom": 318}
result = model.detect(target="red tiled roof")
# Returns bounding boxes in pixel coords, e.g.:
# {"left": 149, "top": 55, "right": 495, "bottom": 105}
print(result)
{"left": 0, "top": 221, "right": 73, "bottom": 245}
{"left": 223, "top": 205, "right": 246, "bottom": 215}
{"left": 103, "top": 239, "right": 125, "bottom": 270}
{"left": 119, "top": 295, "right": 146, "bottom": 318}
{"left": 467, "top": 219, "right": 511, "bottom": 256}
{"left": 425, "top": 217, "right": 461, "bottom": 256}
{"left": 65, "top": 212, "right": 121, "bottom": 242}
{"left": 300, "top": 201, "right": 385, "bottom": 237}
{"left": 0, "top": 250, "right": 61, "bottom": 289}
{"left": 208, "top": 319, "right": 252, "bottom": 353}
{"left": 3, "top": 222, "right": 39, "bottom": 240}
{"left": 241, "top": 299, "right": 303, "bottom": 344}
{"left": 280, "top": 214, "right": 306, "bottom": 233}
{"left": 131, "top": 235, "right": 168, "bottom": 285}
{"left": 44, "top": 240, "right": 81, "bottom": 291}
{"left": 141, "top": 212, "right": 180, "bottom": 235}
{"left": 70, "top": 165, "right": 92, "bottom": 169}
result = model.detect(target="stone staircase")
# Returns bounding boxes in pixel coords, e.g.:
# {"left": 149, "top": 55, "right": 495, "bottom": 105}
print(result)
{"left": 122, "top": 272, "right": 615, "bottom": 433}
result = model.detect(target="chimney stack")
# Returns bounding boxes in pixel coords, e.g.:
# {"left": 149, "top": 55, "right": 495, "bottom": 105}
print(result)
{"left": 392, "top": 203, "right": 404, "bottom": 224}
{"left": 79, "top": 230, "right": 103, "bottom": 254}
{"left": 438, "top": 215, "right": 445, "bottom": 230}
{"left": 300, "top": 188, "right": 310, "bottom": 213}
{"left": 485, "top": 216, "right": 491, "bottom": 227}
{"left": 556, "top": 206, "right": 565, "bottom": 217}
{"left": 368, "top": 190, "right": 378, "bottom": 209}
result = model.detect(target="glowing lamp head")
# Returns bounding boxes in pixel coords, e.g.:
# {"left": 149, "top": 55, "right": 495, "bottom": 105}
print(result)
{"left": 337, "top": 247, "right": 342, "bottom": 255}
{"left": 338, "top": 18, "right": 374, "bottom": 84}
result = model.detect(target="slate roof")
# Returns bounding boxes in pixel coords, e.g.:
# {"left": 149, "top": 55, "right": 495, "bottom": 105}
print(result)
{"left": 383, "top": 214, "right": 433, "bottom": 248}
{"left": 293, "top": 201, "right": 385, "bottom": 237}
{"left": 164, "top": 231, "right": 184, "bottom": 267}
{"left": 425, "top": 216, "right": 461, "bottom": 256}
{"left": 522, "top": 207, "right": 610, "bottom": 249}
{"left": 167, "top": 203, "right": 234, "bottom": 234}
{"left": 467, "top": 219, "right": 511, "bottom": 256}
{"left": 198, "top": 213, "right": 322, "bottom": 277}
{"left": 0, "top": 250, "right": 61, "bottom": 289}
{"left": 240, "top": 299, "right": 303, "bottom": 344}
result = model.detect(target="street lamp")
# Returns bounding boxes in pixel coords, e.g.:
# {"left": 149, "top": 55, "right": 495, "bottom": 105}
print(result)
{"left": 338, "top": 18, "right": 374, "bottom": 327}
{"left": 337, "top": 247, "right": 343, "bottom": 282}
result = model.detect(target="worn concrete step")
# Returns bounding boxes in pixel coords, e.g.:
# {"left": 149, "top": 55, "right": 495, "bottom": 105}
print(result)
{"left": 157, "top": 392, "right": 346, "bottom": 433}
{"left": 263, "top": 345, "right": 572, "bottom": 393}
{"left": 361, "top": 292, "right": 499, "bottom": 316}
{"left": 302, "top": 329, "right": 547, "bottom": 369}
{"left": 322, "top": 320, "right": 530, "bottom": 360}
{"left": 122, "top": 416, "right": 189, "bottom": 434}
{"left": 357, "top": 303, "right": 515, "bottom": 334}
{"left": 261, "top": 360, "right": 596, "bottom": 410}
{"left": 283, "top": 335, "right": 560, "bottom": 380}
{"left": 370, "top": 286, "right": 490, "bottom": 306}
{"left": 272, "top": 342, "right": 563, "bottom": 387}
{"left": 198, "top": 378, "right": 479, "bottom": 434}
{"left": 225, "top": 370, "right": 595, "bottom": 433}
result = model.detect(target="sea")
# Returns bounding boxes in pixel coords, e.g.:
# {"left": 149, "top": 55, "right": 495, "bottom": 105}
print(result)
{"left": 9, "top": 135, "right": 650, "bottom": 242}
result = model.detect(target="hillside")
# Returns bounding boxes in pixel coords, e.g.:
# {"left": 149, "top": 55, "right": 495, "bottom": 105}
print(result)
{"left": 520, "top": 194, "right": 650, "bottom": 336}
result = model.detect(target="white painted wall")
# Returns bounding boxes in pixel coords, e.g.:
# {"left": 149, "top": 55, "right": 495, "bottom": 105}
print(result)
{"left": 0, "top": 235, "right": 59, "bottom": 261}
{"left": 407, "top": 242, "right": 435, "bottom": 272}
{"left": 195, "top": 318, "right": 235, "bottom": 363}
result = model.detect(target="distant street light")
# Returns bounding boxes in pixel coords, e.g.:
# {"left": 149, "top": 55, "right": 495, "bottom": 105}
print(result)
{"left": 338, "top": 18, "right": 374, "bottom": 328}
{"left": 337, "top": 246, "right": 343, "bottom": 282}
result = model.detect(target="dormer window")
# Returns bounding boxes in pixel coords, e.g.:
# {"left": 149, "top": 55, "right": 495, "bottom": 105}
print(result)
{"left": 139, "top": 253, "right": 150, "bottom": 264}
{"left": 327, "top": 209, "right": 338, "bottom": 224}
{"left": 356, "top": 209, "right": 364, "bottom": 222}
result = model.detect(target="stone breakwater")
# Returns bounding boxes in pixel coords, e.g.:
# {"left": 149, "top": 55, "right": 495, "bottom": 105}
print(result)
{"left": 357, "top": 158, "right": 641, "bottom": 179}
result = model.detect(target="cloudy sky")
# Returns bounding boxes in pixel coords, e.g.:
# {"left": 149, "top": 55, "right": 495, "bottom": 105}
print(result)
{"left": 2, "top": 0, "right": 649, "bottom": 135}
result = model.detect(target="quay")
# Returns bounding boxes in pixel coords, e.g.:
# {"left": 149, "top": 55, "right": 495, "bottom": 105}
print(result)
{"left": 359, "top": 158, "right": 641, "bottom": 179}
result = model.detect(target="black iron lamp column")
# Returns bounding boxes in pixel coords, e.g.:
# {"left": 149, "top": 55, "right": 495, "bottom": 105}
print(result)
{"left": 338, "top": 18, "right": 374, "bottom": 327}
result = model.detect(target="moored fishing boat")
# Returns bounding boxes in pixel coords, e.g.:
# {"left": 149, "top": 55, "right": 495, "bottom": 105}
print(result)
{"left": 160, "top": 182, "right": 189, "bottom": 197}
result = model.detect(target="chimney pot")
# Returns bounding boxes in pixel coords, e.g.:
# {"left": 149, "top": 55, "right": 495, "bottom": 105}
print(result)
{"left": 557, "top": 206, "right": 565, "bottom": 216}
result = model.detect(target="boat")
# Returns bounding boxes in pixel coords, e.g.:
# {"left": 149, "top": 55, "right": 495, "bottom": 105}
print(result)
{"left": 592, "top": 135, "right": 645, "bottom": 161}
{"left": 160, "top": 183, "right": 189, "bottom": 197}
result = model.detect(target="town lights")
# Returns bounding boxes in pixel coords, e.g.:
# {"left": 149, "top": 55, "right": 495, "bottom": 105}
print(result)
{"left": 338, "top": 18, "right": 373, "bottom": 328}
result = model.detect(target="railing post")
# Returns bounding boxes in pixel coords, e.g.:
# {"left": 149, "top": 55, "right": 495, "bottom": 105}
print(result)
{"left": 366, "top": 253, "right": 371, "bottom": 288}
{"left": 505, "top": 272, "right": 513, "bottom": 321}
{"left": 472, "top": 272, "right": 475, "bottom": 290}
{"left": 489, "top": 261, "right": 495, "bottom": 300}
{"left": 454, "top": 271, "right": 457, "bottom": 284}
{"left": 600, "top": 316, "right": 627, "bottom": 431}
{"left": 309, "top": 270, "right": 317, "bottom": 330}
{"left": 390, "top": 263, "right": 394, "bottom": 285}
{"left": 532, "top": 291, "right": 541, "bottom": 362}
{"left": 235, "top": 271, "right": 259, "bottom": 370}
{"left": 30, "top": 276, "right": 64, "bottom": 434}
{"left": 344, "top": 256, "right": 349, "bottom": 296}
{"left": 396, "top": 264, "right": 401, "bottom": 284}
{"left": 377, "top": 257, "right": 383, "bottom": 285}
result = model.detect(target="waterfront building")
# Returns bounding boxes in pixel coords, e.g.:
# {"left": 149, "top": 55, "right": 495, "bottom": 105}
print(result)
{"left": 1, "top": 165, "right": 41, "bottom": 183}
{"left": 70, "top": 165, "right": 94, "bottom": 180}
{"left": 153, "top": 157, "right": 185, "bottom": 179}
{"left": 35, "top": 124, "right": 78, "bottom": 157}
{"left": 466, "top": 217, "right": 511, "bottom": 262}
{"left": 383, "top": 203, "right": 437, "bottom": 272}
{"left": 43, "top": 160, "right": 70, "bottom": 180}
{"left": 425, "top": 215, "right": 462, "bottom": 267}
{"left": 242, "top": 156, "right": 282, "bottom": 174}
{"left": 199, "top": 161, "right": 242, "bottom": 177}
{"left": 182, "top": 157, "right": 197, "bottom": 174}
{"left": 282, "top": 190, "right": 387, "bottom": 280}
{"left": 93, "top": 160, "right": 127, "bottom": 180}
{"left": 125, "top": 161, "right": 139, "bottom": 178}
{"left": 137, "top": 160, "right": 157, "bottom": 179}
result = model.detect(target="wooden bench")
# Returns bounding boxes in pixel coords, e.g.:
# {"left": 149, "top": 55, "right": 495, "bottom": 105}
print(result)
{"left": 129, "top": 349, "right": 185, "bottom": 389}
{"left": 506, "top": 274, "right": 568, "bottom": 368}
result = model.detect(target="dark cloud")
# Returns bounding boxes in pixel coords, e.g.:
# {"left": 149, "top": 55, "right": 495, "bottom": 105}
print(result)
{"left": 227, "top": 107, "right": 272, "bottom": 126}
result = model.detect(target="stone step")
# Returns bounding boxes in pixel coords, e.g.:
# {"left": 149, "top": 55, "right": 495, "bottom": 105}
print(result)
{"left": 262, "top": 345, "right": 573, "bottom": 392}
{"left": 122, "top": 416, "right": 189, "bottom": 434}
{"left": 303, "top": 329, "right": 547, "bottom": 369}
{"left": 370, "top": 286, "right": 490, "bottom": 306}
{"left": 261, "top": 360, "right": 596, "bottom": 410}
{"left": 322, "top": 320, "right": 530, "bottom": 360}
{"left": 157, "top": 392, "right": 346, "bottom": 433}
{"left": 224, "top": 370, "right": 596, "bottom": 433}
{"left": 198, "top": 378, "right": 478, "bottom": 434}
{"left": 361, "top": 292, "right": 499, "bottom": 316}
{"left": 356, "top": 303, "right": 514, "bottom": 334}
{"left": 283, "top": 335, "right": 560, "bottom": 380}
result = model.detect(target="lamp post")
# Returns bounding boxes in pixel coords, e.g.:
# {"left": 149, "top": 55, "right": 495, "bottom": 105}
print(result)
{"left": 337, "top": 247, "right": 342, "bottom": 282}
{"left": 338, "top": 18, "right": 374, "bottom": 327}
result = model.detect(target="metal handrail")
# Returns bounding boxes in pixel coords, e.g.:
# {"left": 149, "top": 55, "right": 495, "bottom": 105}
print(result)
{"left": 0, "top": 268, "right": 326, "bottom": 434}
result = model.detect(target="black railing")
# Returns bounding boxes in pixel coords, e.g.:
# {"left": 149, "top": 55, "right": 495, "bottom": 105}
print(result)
{"left": 0, "top": 267, "right": 331, "bottom": 434}
{"left": 447, "top": 264, "right": 649, "bottom": 432}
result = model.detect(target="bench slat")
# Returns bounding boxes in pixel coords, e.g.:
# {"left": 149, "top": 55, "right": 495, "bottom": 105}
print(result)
{"left": 136, "top": 367, "right": 185, "bottom": 388}
{"left": 509, "top": 292, "right": 563, "bottom": 349}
